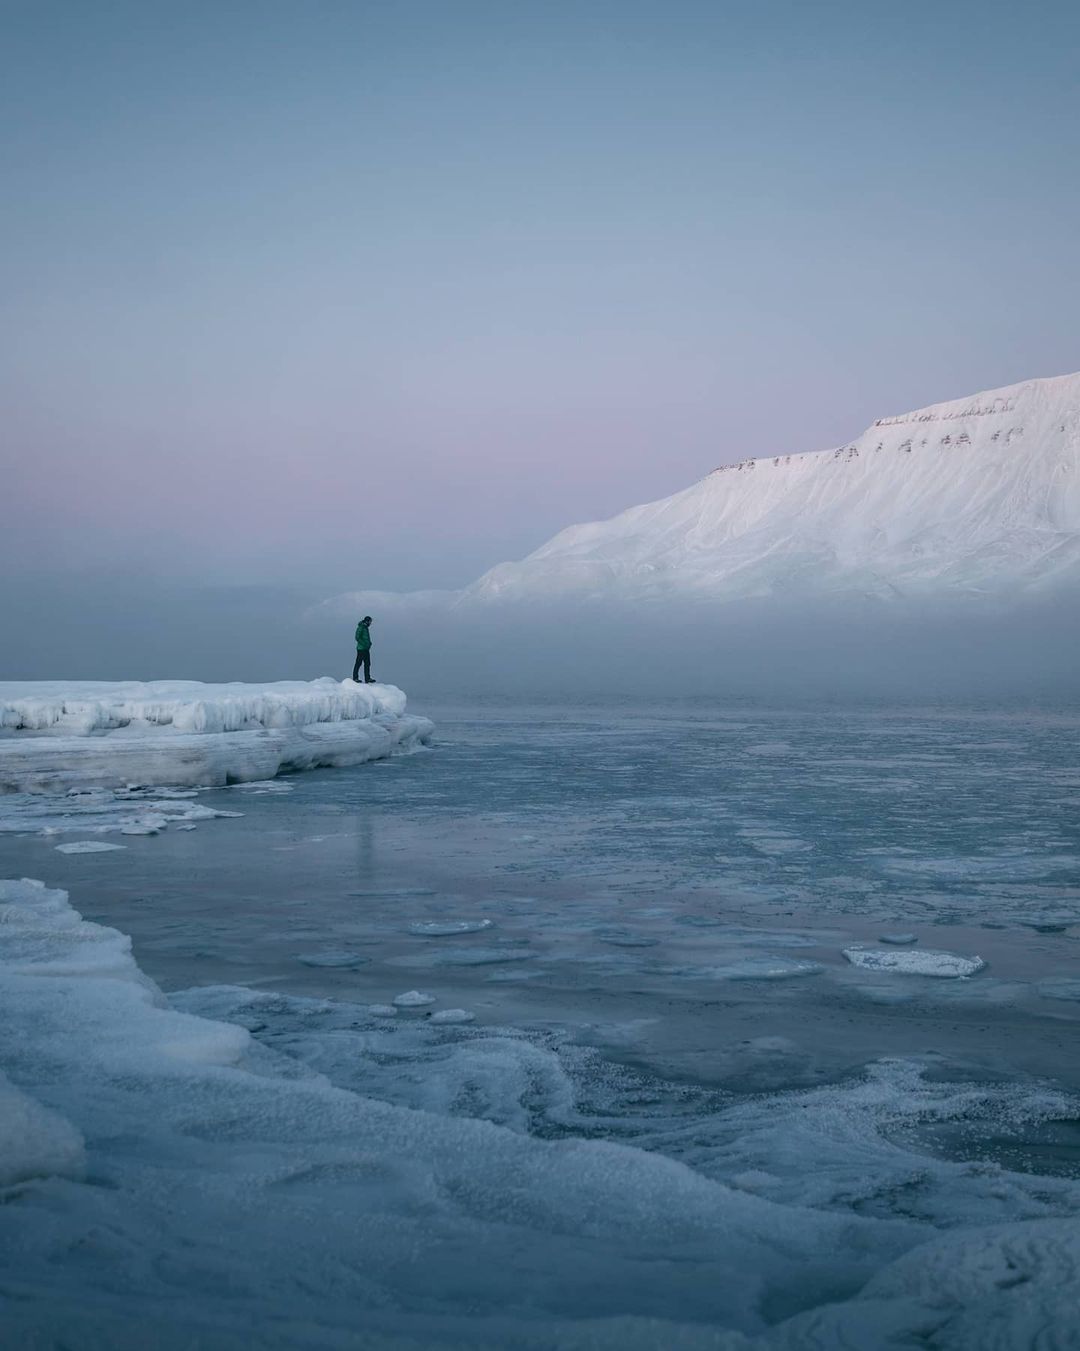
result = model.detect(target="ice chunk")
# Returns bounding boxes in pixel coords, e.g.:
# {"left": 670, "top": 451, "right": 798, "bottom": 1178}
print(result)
{"left": 392, "top": 989, "right": 437, "bottom": 1007}
{"left": 54, "top": 840, "right": 128, "bottom": 855}
{"left": 367, "top": 1004, "right": 399, "bottom": 1017}
{"left": 879, "top": 933, "right": 918, "bottom": 945}
{"left": 407, "top": 919, "right": 494, "bottom": 936}
{"left": 430, "top": 1009, "right": 476, "bottom": 1025}
{"left": 843, "top": 946, "right": 986, "bottom": 977}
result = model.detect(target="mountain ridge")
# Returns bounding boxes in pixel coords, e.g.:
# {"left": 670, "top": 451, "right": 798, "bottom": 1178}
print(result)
{"left": 320, "top": 370, "right": 1080, "bottom": 616}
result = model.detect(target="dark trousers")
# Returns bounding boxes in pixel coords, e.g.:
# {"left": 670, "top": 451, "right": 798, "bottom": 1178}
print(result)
{"left": 352, "top": 649, "right": 372, "bottom": 682}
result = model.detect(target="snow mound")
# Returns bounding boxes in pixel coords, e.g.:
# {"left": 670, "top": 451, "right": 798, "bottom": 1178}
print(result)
{"left": 0, "top": 678, "right": 434, "bottom": 792}
{"left": 843, "top": 946, "right": 986, "bottom": 978}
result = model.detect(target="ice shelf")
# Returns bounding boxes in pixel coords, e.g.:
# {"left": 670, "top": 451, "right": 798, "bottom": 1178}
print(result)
{"left": 0, "top": 678, "right": 434, "bottom": 791}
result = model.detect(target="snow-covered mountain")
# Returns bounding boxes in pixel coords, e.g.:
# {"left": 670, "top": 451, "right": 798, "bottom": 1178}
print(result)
{"left": 323, "top": 371, "right": 1080, "bottom": 615}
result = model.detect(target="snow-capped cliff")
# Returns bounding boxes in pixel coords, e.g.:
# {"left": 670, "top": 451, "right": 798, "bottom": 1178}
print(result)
{"left": 464, "top": 373, "right": 1080, "bottom": 604}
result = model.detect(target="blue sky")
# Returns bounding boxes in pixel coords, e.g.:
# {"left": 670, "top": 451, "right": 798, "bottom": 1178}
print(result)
{"left": 3, "top": 0, "right": 1079, "bottom": 589}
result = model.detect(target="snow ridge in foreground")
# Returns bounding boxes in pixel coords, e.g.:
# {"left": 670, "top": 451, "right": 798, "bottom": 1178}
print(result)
{"left": 0, "top": 678, "right": 434, "bottom": 792}
{"left": 2, "top": 877, "right": 1080, "bottom": 1349}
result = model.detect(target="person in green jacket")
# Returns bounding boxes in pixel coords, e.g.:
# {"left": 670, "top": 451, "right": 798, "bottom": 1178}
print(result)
{"left": 352, "top": 616, "right": 374, "bottom": 683}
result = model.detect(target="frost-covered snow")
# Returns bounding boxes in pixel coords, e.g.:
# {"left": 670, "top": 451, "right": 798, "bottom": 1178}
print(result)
{"left": 0, "top": 678, "right": 433, "bottom": 792}
{"left": 320, "top": 371, "right": 1080, "bottom": 611}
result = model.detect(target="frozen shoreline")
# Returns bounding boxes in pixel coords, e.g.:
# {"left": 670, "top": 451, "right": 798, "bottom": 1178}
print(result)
{"left": 2, "top": 874, "right": 1079, "bottom": 1349}
{"left": 0, "top": 678, "right": 434, "bottom": 791}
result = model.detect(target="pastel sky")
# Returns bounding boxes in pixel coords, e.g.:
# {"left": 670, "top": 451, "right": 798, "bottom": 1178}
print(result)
{"left": 4, "top": 0, "right": 1079, "bottom": 591}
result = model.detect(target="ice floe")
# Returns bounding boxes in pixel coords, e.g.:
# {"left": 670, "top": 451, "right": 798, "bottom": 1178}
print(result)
{"left": 0, "top": 787, "right": 242, "bottom": 839}
{"left": 843, "top": 946, "right": 986, "bottom": 977}
{"left": 53, "top": 840, "right": 127, "bottom": 855}
{"left": 392, "top": 988, "right": 437, "bottom": 1007}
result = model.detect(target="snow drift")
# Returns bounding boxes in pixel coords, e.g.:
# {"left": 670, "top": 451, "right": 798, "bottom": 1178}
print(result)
{"left": 322, "top": 371, "right": 1080, "bottom": 615}
{"left": 0, "top": 678, "right": 434, "bottom": 792}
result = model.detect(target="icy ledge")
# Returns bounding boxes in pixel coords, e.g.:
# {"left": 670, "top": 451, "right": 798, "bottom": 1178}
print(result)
{"left": 0, "top": 679, "right": 434, "bottom": 792}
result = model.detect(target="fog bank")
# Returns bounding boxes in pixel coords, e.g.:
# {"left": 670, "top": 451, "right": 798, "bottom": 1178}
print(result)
{"left": 3, "top": 575, "right": 1077, "bottom": 707}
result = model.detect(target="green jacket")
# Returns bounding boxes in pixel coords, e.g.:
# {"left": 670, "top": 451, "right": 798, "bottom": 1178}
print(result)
{"left": 355, "top": 622, "right": 372, "bottom": 652}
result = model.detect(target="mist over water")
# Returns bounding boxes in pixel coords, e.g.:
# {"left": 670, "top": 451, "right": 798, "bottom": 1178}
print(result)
{"left": 4, "top": 572, "right": 1078, "bottom": 705}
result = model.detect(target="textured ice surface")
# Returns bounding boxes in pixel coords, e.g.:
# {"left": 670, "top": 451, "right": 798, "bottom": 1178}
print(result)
{"left": 2, "top": 699, "right": 1079, "bottom": 1348}
{"left": 844, "top": 946, "right": 986, "bottom": 977}
{"left": 0, "top": 677, "right": 405, "bottom": 733}
{"left": 0, "top": 1068, "right": 85, "bottom": 1187}
{"left": 4, "top": 880, "right": 1079, "bottom": 1350}
{"left": 0, "top": 678, "right": 433, "bottom": 791}
{"left": 0, "top": 786, "right": 243, "bottom": 838}
{"left": 408, "top": 918, "right": 494, "bottom": 936}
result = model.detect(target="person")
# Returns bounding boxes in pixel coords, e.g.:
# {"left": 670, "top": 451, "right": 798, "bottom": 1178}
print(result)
{"left": 352, "top": 615, "right": 374, "bottom": 683}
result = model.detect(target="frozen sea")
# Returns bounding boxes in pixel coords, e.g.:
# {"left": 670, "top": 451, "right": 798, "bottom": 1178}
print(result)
{"left": 3, "top": 698, "right": 1080, "bottom": 1349}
